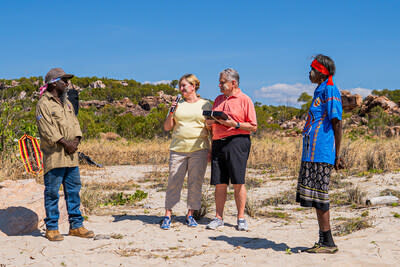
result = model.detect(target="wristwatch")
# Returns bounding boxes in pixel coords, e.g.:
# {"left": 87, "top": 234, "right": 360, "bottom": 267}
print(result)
{"left": 235, "top": 122, "right": 240, "bottom": 129}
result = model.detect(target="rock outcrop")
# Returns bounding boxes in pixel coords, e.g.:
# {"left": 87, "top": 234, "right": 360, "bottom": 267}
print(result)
{"left": 360, "top": 95, "right": 400, "bottom": 116}
{"left": 279, "top": 118, "right": 305, "bottom": 131}
{"left": 80, "top": 91, "right": 176, "bottom": 117}
{"left": 0, "top": 179, "right": 68, "bottom": 236}
{"left": 341, "top": 90, "right": 362, "bottom": 112}
{"left": 89, "top": 80, "right": 106, "bottom": 89}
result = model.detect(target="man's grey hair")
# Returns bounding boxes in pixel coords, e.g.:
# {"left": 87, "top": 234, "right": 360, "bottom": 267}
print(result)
{"left": 220, "top": 68, "right": 239, "bottom": 85}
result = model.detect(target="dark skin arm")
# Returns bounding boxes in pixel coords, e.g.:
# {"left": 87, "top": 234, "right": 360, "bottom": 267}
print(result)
{"left": 332, "top": 118, "right": 343, "bottom": 170}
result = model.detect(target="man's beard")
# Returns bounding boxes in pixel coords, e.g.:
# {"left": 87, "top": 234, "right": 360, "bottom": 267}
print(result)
{"left": 61, "top": 90, "right": 68, "bottom": 104}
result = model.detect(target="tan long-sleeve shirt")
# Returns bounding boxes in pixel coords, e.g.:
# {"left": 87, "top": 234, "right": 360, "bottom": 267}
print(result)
{"left": 36, "top": 91, "right": 82, "bottom": 174}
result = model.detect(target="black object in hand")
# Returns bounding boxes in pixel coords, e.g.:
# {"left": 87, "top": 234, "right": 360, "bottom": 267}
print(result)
{"left": 203, "top": 111, "right": 228, "bottom": 120}
{"left": 169, "top": 94, "right": 181, "bottom": 113}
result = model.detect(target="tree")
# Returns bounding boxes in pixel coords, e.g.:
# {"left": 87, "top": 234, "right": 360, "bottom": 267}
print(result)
{"left": 297, "top": 92, "right": 312, "bottom": 103}
{"left": 170, "top": 80, "right": 179, "bottom": 89}
{"left": 297, "top": 92, "right": 313, "bottom": 115}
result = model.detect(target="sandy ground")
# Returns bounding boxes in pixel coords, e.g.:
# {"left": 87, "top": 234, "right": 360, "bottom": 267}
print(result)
{"left": 1, "top": 165, "right": 400, "bottom": 267}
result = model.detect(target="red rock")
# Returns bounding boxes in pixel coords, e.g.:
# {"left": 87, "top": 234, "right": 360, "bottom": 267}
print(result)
{"left": 341, "top": 90, "right": 362, "bottom": 112}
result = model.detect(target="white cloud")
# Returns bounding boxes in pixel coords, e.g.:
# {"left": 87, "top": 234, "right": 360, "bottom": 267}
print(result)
{"left": 143, "top": 80, "right": 171, "bottom": 85}
{"left": 344, "top": 87, "right": 372, "bottom": 98}
{"left": 254, "top": 83, "right": 314, "bottom": 106}
{"left": 255, "top": 83, "right": 373, "bottom": 107}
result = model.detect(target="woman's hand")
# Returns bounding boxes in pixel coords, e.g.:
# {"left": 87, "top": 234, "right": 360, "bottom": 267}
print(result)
{"left": 334, "top": 156, "right": 345, "bottom": 170}
{"left": 205, "top": 119, "right": 215, "bottom": 129}
{"left": 169, "top": 99, "right": 178, "bottom": 113}
{"left": 163, "top": 101, "right": 177, "bottom": 131}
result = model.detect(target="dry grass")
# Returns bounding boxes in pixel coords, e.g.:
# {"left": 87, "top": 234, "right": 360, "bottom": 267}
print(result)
{"left": 4, "top": 135, "right": 400, "bottom": 182}
{"left": 80, "top": 181, "right": 147, "bottom": 214}
{"left": 330, "top": 186, "right": 367, "bottom": 206}
{"left": 0, "top": 151, "right": 37, "bottom": 182}
{"left": 139, "top": 168, "right": 169, "bottom": 192}
{"left": 193, "top": 185, "right": 214, "bottom": 220}
{"left": 334, "top": 217, "right": 372, "bottom": 236}
{"left": 248, "top": 135, "right": 302, "bottom": 176}
{"left": 330, "top": 174, "right": 353, "bottom": 189}
{"left": 79, "top": 138, "right": 170, "bottom": 166}
{"left": 262, "top": 190, "right": 296, "bottom": 206}
{"left": 83, "top": 181, "right": 140, "bottom": 191}
{"left": 80, "top": 186, "right": 109, "bottom": 214}
{"left": 245, "top": 193, "right": 258, "bottom": 218}
{"left": 258, "top": 210, "right": 291, "bottom": 220}
{"left": 339, "top": 138, "right": 400, "bottom": 173}
{"left": 380, "top": 188, "right": 400, "bottom": 198}
{"left": 78, "top": 135, "right": 400, "bottom": 175}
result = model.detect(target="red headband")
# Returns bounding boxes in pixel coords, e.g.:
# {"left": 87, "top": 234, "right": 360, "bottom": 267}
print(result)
{"left": 311, "top": 59, "right": 333, "bottom": 86}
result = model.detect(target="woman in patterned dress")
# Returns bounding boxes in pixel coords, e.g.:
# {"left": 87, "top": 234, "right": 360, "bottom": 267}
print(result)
{"left": 296, "top": 54, "right": 343, "bottom": 253}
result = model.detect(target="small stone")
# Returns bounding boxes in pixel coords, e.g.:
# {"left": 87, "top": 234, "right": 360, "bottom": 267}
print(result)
{"left": 94, "top": 234, "right": 111, "bottom": 240}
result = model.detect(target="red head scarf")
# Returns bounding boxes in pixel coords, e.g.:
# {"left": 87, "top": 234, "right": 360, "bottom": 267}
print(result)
{"left": 311, "top": 59, "right": 334, "bottom": 86}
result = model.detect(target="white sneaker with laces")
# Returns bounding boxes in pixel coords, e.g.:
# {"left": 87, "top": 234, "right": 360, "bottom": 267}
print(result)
{"left": 206, "top": 217, "right": 224, "bottom": 230}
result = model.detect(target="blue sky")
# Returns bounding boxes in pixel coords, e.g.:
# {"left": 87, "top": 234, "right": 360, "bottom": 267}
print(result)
{"left": 1, "top": 1, "right": 399, "bottom": 106}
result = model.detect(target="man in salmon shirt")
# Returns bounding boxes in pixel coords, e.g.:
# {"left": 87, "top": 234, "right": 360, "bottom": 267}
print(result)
{"left": 206, "top": 68, "right": 257, "bottom": 231}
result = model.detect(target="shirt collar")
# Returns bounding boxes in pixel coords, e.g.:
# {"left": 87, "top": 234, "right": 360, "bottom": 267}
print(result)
{"left": 225, "top": 88, "right": 242, "bottom": 99}
{"left": 314, "top": 80, "right": 328, "bottom": 94}
{"left": 43, "top": 90, "right": 64, "bottom": 106}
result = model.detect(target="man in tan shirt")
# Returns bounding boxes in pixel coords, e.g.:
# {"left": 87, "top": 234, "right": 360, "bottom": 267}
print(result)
{"left": 36, "top": 68, "right": 94, "bottom": 241}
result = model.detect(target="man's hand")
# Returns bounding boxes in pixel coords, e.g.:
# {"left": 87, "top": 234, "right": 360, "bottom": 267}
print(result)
{"left": 58, "top": 138, "right": 78, "bottom": 154}
{"left": 215, "top": 114, "right": 236, "bottom": 128}
{"left": 71, "top": 137, "right": 81, "bottom": 152}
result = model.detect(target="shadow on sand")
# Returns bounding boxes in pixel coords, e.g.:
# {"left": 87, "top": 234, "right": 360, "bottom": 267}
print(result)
{"left": 209, "top": 235, "right": 307, "bottom": 253}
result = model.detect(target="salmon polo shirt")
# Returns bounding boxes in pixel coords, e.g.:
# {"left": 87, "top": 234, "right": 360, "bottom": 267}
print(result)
{"left": 211, "top": 89, "right": 257, "bottom": 140}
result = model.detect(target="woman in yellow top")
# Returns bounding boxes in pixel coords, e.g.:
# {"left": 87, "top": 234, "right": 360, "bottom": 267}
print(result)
{"left": 161, "top": 74, "right": 212, "bottom": 230}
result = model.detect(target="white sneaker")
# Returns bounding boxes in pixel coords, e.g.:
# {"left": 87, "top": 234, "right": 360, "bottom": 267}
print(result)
{"left": 237, "top": 218, "right": 248, "bottom": 231}
{"left": 206, "top": 217, "right": 224, "bottom": 230}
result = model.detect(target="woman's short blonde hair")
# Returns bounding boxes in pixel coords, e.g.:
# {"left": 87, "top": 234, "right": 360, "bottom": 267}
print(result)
{"left": 179, "top": 74, "right": 200, "bottom": 91}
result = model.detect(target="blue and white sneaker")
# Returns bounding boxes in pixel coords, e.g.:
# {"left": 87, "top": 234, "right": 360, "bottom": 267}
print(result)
{"left": 160, "top": 216, "right": 171, "bottom": 230}
{"left": 185, "top": 216, "right": 198, "bottom": 227}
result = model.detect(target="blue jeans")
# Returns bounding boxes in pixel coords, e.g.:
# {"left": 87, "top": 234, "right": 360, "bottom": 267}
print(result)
{"left": 44, "top": 167, "right": 84, "bottom": 230}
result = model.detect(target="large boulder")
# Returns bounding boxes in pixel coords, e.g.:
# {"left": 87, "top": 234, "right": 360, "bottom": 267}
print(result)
{"left": 115, "top": 97, "right": 135, "bottom": 108}
{"left": 0, "top": 179, "right": 68, "bottom": 236}
{"left": 341, "top": 90, "right": 362, "bottom": 112}
{"left": 18, "top": 91, "right": 27, "bottom": 100}
{"left": 89, "top": 80, "right": 106, "bottom": 89}
{"left": 11, "top": 80, "right": 20, "bottom": 87}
